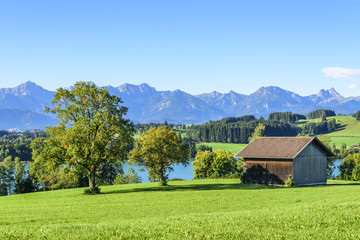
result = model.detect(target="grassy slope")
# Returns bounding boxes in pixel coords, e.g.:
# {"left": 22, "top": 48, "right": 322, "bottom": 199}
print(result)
{"left": 298, "top": 116, "right": 360, "bottom": 147}
{"left": 197, "top": 116, "right": 360, "bottom": 152}
{"left": 197, "top": 142, "right": 247, "bottom": 155}
{"left": 135, "top": 117, "right": 360, "bottom": 150}
{"left": 0, "top": 179, "right": 359, "bottom": 239}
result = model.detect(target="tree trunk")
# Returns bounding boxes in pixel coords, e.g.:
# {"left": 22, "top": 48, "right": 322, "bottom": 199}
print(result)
{"left": 88, "top": 169, "right": 96, "bottom": 192}
{"left": 159, "top": 168, "right": 167, "bottom": 186}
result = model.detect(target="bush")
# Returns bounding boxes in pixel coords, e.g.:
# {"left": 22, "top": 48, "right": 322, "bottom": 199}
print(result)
{"left": 169, "top": 178, "right": 184, "bottom": 181}
{"left": 83, "top": 187, "right": 101, "bottom": 195}
{"left": 112, "top": 167, "right": 142, "bottom": 185}
{"left": 284, "top": 175, "right": 294, "bottom": 187}
{"left": 352, "top": 164, "right": 360, "bottom": 181}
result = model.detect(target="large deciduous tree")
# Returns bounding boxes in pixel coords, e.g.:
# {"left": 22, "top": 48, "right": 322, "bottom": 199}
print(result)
{"left": 129, "top": 126, "right": 189, "bottom": 186}
{"left": 31, "top": 82, "right": 134, "bottom": 193}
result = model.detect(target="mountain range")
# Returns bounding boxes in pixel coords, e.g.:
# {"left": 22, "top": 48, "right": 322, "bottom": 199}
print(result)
{"left": 0, "top": 81, "right": 359, "bottom": 130}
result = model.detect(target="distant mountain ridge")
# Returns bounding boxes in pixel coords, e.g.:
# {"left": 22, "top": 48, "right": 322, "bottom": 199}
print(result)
{"left": 0, "top": 81, "right": 359, "bottom": 130}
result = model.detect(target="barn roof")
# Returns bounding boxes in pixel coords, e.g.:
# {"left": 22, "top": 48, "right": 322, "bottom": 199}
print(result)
{"left": 235, "top": 137, "right": 334, "bottom": 159}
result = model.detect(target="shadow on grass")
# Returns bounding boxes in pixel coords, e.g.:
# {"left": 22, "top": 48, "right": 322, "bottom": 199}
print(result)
{"left": 332, "top": 123, "right": 347, "bottom": 132}
{"left": 295, "top": 182, "right": 360, "bottom": 188}
{"left": 325, "top": 183, "right": 360, "bottom": 186}
{"left": 104, "top": 182, "right": 280, "bottom": 195}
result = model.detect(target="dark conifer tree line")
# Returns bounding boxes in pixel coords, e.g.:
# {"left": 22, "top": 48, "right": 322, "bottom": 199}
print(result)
{"left": 188, "top": 112, "right": 338, "bottom": 144}
{"left": 307, "top": 109, "right": 336, "bottom": 119}
{"left": 268, "top": 112, "right": 306, "bottom": 122}
{"left": 0, "top": 131, "right": 46, "bottom": 162}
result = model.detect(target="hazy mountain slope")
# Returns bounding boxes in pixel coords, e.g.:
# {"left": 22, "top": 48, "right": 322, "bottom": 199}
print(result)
{"left": 198, "top": 86, "right": 360, "bottom": 117}
{"left": 0, "top": 109, "right": 58, "bottom": 130}
{"left": 196, "top": 91, "right": 246, "bottom": 115}
{"left": 107, "top": 84, "right": 225, "bottom": 124}
{"left": 0, "top": 81, "right": 54, "bottom": 114}
{"left": 242, "top": 86, "right": 315, "bottom": 116}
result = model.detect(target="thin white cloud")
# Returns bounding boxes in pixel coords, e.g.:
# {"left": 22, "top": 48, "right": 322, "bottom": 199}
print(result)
{"left": 322, "top": 67, "right": 360, "bottom": 80}
{"left": 348, "top": 83, "right": 358, "bottom": 89}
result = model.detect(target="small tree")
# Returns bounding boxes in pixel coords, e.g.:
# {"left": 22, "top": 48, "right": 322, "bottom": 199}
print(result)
{"left": 352, "top": 164, "right": 360, "bottom": 181}
{"left": 14, "top": 157, "right": 37, "bottom": 194}
{"left": 0, "top": 165, "right": 9, "bottom": 196}
{"left": 356, "top": 111, "right": 360, "bottom": 121}
{"left": 192, "top": 150, "right": 214, "bottom": 179}
{"left": 31, "top": 82, "right": 134, "bottom": 194}
{"left": 339, "top": 153, "right": 360, "bottom": 180}
{"left": 2, "top": 156, "right": 15, "bottom": 195}
{"left": 317, "top": 135, "right": 336, "bottom": 178}
{"left": 113, "top": 167, "right": 142, "bottom": 184}
{"left": 129, "top": 126, "right": 189, "bottom": 186}
{"left": 193, "top": 149, "right": 237, "bottom": 179}
{"left": 248, "top": 123, "right": 265, "bottom": 142}
{"left": 211, "top": 149, "right": 237, "bottom": 178}
{"left": 196, "top": 144, "right": 213, "bottom": 153}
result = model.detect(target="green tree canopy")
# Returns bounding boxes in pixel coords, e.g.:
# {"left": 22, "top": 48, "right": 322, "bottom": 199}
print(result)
{"left": 212, "top": 149, "right": 237, "bottom": 177}
{"left": 339, "top": 153, "right": 360, "bottom": 180}
{"left": 192, "top": 150, "right": 214, "bottom": 180}
{"left": 31, "top": 82, "right": 134, "bottom": 193}
{"left": 248, "top": 123, "right": 265, "bottom": 142}
{"left": 129, "top": 126, "right": 189, "bottom": 186}
{"left": 316, "top": 135, "right": 336, "bottom": 177}
{"left": 193, "top": 149, "right": 237, "bottom": 179}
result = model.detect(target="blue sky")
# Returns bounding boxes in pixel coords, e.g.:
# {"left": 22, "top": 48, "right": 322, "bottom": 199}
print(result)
{"left": 1, "top": 1, "right": 360, "bottom": 97}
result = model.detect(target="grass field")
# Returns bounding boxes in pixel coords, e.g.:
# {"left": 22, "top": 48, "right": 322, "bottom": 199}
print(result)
{"left": 135, "top": 117, "right": 360, "bottom": 150}
{"left": 298, "top": 115, "right": 360, "bottom": 147}
{"left": 324, "top": 116, "right": 360, "bottom": 147}
{"left": 0, "top": 179, "right": 359, "bottom": 239}
{"left": 197, "top": 142, "right": 247, "bottom": 155}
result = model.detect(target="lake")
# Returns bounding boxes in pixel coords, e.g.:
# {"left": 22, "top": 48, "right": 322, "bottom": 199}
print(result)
{"left": 123, "top": 159, "right": 195, "bottom": 183}
{"left": 332, "top": 159, "right": 342, "bottom": 178}
{"left": 124, "top": 158, "right": 344, "bottom": 183}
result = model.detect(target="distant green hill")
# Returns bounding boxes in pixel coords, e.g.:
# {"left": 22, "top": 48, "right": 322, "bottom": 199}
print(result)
{"left": 297, "top": 115, "right": 360, "bottom": 147}
{"left": 196, "top": 142, "right": 247, "bottom": 155}
{"left": 0, "top": 179, "right": 359, "bottom": 239}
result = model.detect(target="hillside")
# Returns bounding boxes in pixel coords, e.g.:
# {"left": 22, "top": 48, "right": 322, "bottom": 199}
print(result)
{"left": 0, "top": 179, "right": 359, "bottom": 239}
{"left": 196, "top": 142, "right": 247, "bottom": 155}
{"left": 297, "top": 116, "right": 360, "bottom": 147}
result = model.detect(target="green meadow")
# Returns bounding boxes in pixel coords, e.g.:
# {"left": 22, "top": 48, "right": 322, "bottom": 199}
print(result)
{"left": 298, "top": 115, "right": 360, "bottom": 147}
{"left": 197, "top": 142, "right": 247, "bottom": 155}
{"left": 324, "top": 116, "right": 360, "bottom": 147}
{"left": 0, "top": 179, "right": 359, "bottom": 239}
{"left": 197, "top": 115, "right": 360, "bottom": 152}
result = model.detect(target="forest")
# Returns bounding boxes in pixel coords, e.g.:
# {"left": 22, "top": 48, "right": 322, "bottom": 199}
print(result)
{"left": 0, "top": 131, "right": 46, "bottom": 162}
{"left": 188, "top": 111, "right": 337, "bottom": 143}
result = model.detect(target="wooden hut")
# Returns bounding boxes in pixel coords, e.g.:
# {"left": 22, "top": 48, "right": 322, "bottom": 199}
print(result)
{"left": 235, "top": 137, "right": 334, "bottom": 186}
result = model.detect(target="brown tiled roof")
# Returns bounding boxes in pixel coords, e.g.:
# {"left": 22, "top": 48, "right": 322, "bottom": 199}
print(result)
{"left": 235, "top": 137, "right": 333, "bottom": 159}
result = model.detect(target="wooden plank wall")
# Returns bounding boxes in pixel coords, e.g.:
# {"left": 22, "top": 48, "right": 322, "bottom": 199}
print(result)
{"left": 244, "top": 160, "right": 293, "bottom": 185}
{"left": 293, "top": 141, "right": 327, "bottom": 185}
